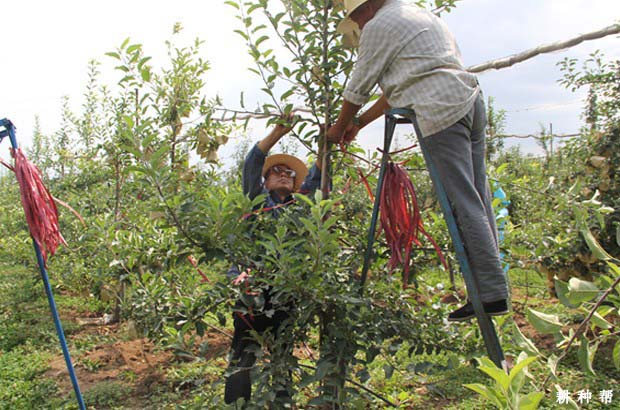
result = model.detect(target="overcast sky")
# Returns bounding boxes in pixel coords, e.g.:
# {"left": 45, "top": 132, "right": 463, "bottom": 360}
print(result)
{"left": 1, "top": 0, "right": 619, "bottom": 165}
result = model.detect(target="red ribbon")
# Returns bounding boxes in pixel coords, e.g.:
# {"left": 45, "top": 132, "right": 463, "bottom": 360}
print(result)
{"left": 12, "top": 148, "right": 66, "bottom": 265}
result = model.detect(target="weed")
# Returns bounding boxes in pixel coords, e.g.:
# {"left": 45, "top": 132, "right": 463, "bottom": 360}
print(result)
{"left": 82, "top": 381, "right": 132, "bottom": 407}
{"left": 79, "top": 357, "right": 103, "bottom": 372}
{"left": 0, "top": 344, "right": 58, "bottom": 409}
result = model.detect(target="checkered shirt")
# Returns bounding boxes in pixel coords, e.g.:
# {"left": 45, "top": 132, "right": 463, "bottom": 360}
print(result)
{"left": 343, "top": 0, "right": 480, "bottom": 137}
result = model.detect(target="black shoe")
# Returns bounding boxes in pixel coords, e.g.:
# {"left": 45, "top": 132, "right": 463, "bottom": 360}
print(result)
{"left": 447, "top": 299, "right": 509, "bottom": 322}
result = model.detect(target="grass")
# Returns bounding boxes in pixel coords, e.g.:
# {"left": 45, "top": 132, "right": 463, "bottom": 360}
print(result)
{"left": 0, "top": 264, "right": 57, "bottom": 351}
{"left": 0, "top": 343, "right": 58, "bottom": 409}
{"left": 55, "top": 293, "right": 112, "bottom": 316}
{"left": 82, "top": 381, "right": 133, "bottom": 408}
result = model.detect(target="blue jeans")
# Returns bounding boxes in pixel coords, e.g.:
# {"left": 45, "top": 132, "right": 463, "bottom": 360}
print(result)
{"left": 421, "top": 93, "right": 508, "bottom": 303}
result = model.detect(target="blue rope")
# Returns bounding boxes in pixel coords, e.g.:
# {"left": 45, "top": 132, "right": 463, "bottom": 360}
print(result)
{"left": 0, "top": 118, "right": 86, "bottom": 410}
{"left": 493, "top": 184, "right": 511, "bottom": 273}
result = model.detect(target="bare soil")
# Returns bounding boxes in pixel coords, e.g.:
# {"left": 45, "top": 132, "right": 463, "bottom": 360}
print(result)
{"left": 45, "top": 319, "right": 231, "bottom": 402}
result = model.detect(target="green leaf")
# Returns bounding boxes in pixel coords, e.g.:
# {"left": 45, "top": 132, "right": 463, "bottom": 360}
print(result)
{"left": 518, "top": 391, "right": 544, "bottom": 410}
{"left": 607, "top": 261, "right": 620, "bottom": 277}
{"left": 195, "top": 321, "right": 205, "bottom": 336}
{"left": 510, "top": 322, "right": 540, "bottom": 356}
{"left": 119, "top": 75, "right": 134, "bottom": 84}
{"left": 150, "top": 144, "right": 170, "bottom": 164}
{"left": 547, "top": 354, "right": 559, "bottom": 379}
{"left": 141, "top": 132, "right": 157, "bottom": 148}
{"left": 463, "top": 383, "right": 504, "bottom": 408}
{"left": 581, "top": 228, "right": 613, "bottom": 261}
{"left": 123, "top": 115, "right": 134, "bottom": 129}
{"left": 495, "top": 163, "right": 509, "bottom": 175}
{"left": 308, "top": 397, "right": 327, "bottom": 406}
{"left": 587, "top": 310, "right": 612, "bottom": 330}
{"left": 247, "top": 3, "right": 262, "bottom": 14}
{"left": 125, "top": 165, "right": 149, "bottom": 176}
{"left": 123, "top": 145, "right": 142, "bottom": 159}
{"left": 126, "top": 43, "right": 142, "bottom": 54}
{"left": 233, "top": 29, "right": 249, "bottom": 41}
{"left": 526, "top": 308, "right": 563, "bottom": 335}
{"left": 251, "top": 24, "right": 267, "bottom": 34}
{"left": 140, "top": 68, "right": 151, "bottom": 82}
{"left": 508, "top": 355, "right": 537, "bottom": 393}
{"left": 137, "top": 56, "right": 152, "bottom": 69}
{"left": 554, "top": 277, "right": 579, "bottom": 308}
{"left": 255, "top": 35, "right": 269, "bottom": 47}
{"left": 616, "top": 224, "right": 620, "bottom": 247}
{"left": 280, "top": 88, "right": 295, "bottom": 101}
{"left": 224, "top": 0, "right": 239, "bottom": 9}
{"left": 105, "top": 51, "right": 121, "bottom": 60}
{"left": 566, "top": 277, "right": 599, "bottom": 304}
{"left": 577, "top": 335, "right": 598, "bottom": 376}
{"left": 476, "top": 357, "right": 510, "bottom": 392}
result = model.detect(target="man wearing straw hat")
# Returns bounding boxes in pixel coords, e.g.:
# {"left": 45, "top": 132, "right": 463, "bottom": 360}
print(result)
{"left": 326, "top": 0, "right": 509, "bottom": 322}
{"left": 224, "top": 116, "right": 322, "bottom": 405}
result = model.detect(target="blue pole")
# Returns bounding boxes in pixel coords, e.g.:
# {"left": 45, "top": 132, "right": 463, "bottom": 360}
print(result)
{"left": 33, "top": 242, "right": 87, "bottom": 410}
{"left": 0, "top": 118, "right": 86, "bottom": 410}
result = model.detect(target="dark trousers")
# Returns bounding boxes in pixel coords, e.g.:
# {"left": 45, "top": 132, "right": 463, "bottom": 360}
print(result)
{"left": 422, "top": 93, "right": 508, "bottom": 303}
{"left": 224, "top": 303, "right": 292, "bottom": 405}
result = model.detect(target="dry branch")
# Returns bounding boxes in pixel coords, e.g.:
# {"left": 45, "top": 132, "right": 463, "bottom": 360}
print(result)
{"left": 214, "top": 107, "right": 314, "bottom": 122}
{"left": 494, "top": 133, "right": 580, "bottom": 140}
{"left": 468, "top": 23, "right": 620, "bottom": 73}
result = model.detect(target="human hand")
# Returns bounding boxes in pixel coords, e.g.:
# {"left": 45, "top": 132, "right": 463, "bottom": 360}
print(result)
{"left": 232, "top": 270, "right": 251, "bottom": 286}
{"left": 343, "top": 122, "right": 360, "bottom": 144}
{"left": 273, "top": 112, "right": 298, "bottom": 137}
{"left": 326, "top": 124, "right": 344, "bottom": 143}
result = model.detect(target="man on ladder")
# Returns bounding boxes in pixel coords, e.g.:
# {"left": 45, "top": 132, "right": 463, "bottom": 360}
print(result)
{"left": 326, "top": 0, "right": 510, "bottom": 322}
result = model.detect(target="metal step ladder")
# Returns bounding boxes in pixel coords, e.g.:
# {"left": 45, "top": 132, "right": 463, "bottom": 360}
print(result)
{"left": 359, "top": 109, "right": 507, "bottom": 370}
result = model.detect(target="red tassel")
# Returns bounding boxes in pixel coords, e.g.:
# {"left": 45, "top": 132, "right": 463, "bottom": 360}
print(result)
{"left": 12, "top": 148, "right": 66, "bottom": 264}
{"left": 379, "top": 162, "right": 447, "bottom": 287}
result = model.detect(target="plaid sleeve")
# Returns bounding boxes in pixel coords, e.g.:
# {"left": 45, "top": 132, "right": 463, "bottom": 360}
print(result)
{"left": 343, "top": 20, "right": 412, "bottom": 105}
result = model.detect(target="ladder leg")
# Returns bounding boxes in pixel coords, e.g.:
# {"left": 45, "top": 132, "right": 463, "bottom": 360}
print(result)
{"left": 358, "top": 108, "right": 506, "bottom": 370}
{"left": 359, "top": 113, "right": 397, "bottom": 292}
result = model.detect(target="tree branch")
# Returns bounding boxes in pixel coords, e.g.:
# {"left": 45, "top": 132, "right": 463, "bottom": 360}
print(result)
{"left": 493, "top": 133, "right": 580, "bottom": 140}
{"left": 297, "top": 363, "right": 398, "bottom": 407}
{"left": 468, "top": 23, "right": 620, "bottom": 73}
{"left": 541, "top": 271, "right": 620, "bottom": 388}
{"left": 213, "top": 107, "right": 313, "bottom": 122}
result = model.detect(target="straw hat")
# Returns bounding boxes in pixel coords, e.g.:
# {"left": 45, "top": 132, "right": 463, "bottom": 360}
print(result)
{"left": 336, "top": 0, "right": 369, "bottom": 48}
{"left": 262, "top": 154, "right": 309, "bottom": 192}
